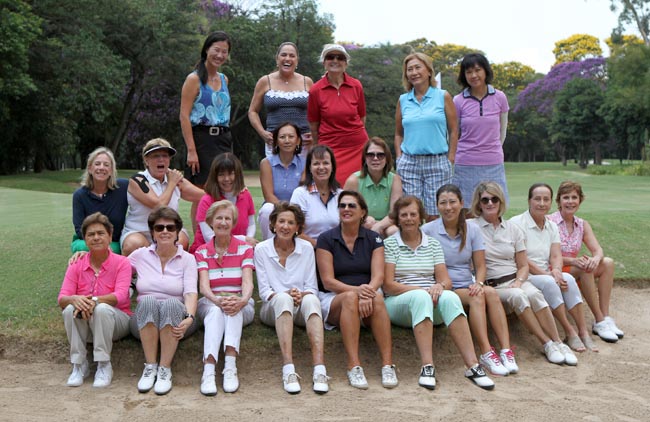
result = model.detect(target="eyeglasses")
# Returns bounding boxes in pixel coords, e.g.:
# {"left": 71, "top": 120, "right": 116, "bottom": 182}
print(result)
{"left": 480, "top": 196, "right": 501, "bottom": 205}
{"left": 153, "top": 224, "right": 177, "bottom": 232}
{"left": 325, "top": 54, "right": 347, "bottom": 61}
{"left": 338, "top": 202, "right": 358, "bottom": 209}
{"left": 365, "top": 152, "right": 386, "bottom": 160}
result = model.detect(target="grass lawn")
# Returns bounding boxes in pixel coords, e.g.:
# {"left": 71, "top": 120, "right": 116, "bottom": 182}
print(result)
{"left": 1, "top": 162, "right": 648, "bottom": 341}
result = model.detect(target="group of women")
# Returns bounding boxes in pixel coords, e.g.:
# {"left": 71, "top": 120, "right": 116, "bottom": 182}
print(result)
{"left": 58, "top": 32, "right": 622, "bottom": 396}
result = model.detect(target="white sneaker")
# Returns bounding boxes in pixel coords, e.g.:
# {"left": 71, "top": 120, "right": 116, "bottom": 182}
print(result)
{"left": 312, "top": 373, "right": 330, "bottom": 394}
{"left": 557, "top": 342, "right": 578, "bottom": 366}
{"left": 593, "top": 320, "right": 619, "bottom": 343}
{"left": 543, "top": 341, "right": 564, "bottom": 365}
{"left": 200, "top": 371, "right": 217, "bottom": 396}
{"left": 605, "top": 316, "right": 624, "bottom": 338}
{"left": 153, "top": 366, "right": 172, "bottom": 395}
{"left": 499, "top": 349, "right": 519, "bottom": 374}
{"left": 381, "top": 365, "right": 398, "bottom": 388}
{"left": 418, "top": 364, "right": 436, "bottom": 390}
{"left": 479, "top": 348, "right": 509, "bottom": 376}
{"left": 67, "top": 361, "right": 90, "bottom": 387}
{"left": 347, "top": 366, "right": 368, "bottom": 390}
{"left": 464, "top": 364, "right": 495, "bottom": 390}
{"left": 283, "top": 372, "right": 301, "bottom": 394}
{"left": 137, "top": 363, "right": 157, "bottom": 393}
{"left": 222, "top": 367, "right": 239, "bottom": 393}
{"left": 93, "top": 361, "right": 113, "bottom": 388}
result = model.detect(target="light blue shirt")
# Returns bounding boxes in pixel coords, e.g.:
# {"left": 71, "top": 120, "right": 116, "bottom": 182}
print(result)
{"left": 399, "top": 86, "right": 448, "bottom": 155}
{"left": 421, "top": 219, "right": 485, "bottom": 289}
{"left": 269, "top": 154, "right": 304, "bottom": 202}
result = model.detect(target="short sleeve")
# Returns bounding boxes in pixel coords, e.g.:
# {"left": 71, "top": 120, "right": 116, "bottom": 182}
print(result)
{"left": 384, "top": 237, "right": 398, "bottom": 264}
{"left": 241, "top": 244, "right": 255, "bottom": 270}
{"left": 468, "top": 223, "right": 486, "bottom": 252}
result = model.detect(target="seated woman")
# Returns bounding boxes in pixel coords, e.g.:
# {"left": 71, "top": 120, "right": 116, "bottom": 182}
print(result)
{"left": 255, "top": 202, "right": 328, "bottom": 394}
{"left": 548, "top": 181, "right": 621, "bottom": 342}
{"left": 343, "top": 137, "right": 402, "bottom": 237}
{"left": 72, "top": 147, "right": 128, "bottom": 253}
{"left": 121, "top": 138, "right": 203, "bottom": 256}
{"left": 383, "top": 196, "right": 494, "bottom": 391}
{"left": 316, "top": 191, "right": 397, "bottom": 390}
{"left": 190, "top": 152, "right": 257, "bottom": 252}
{"left": 195, "top": 200, "right": 255, "bottom": 396}
{"left": 290, "top": 145, "right": 341, "bottom": 247}
{"left": 422, "top": 184, "right": 515, "bottom": 376}
{"left": 471, "top": 182, "right": 569, "bottom": 365}
{"left": 258, "top": 122, "right": 305, "bottom": 241}
{"left": 511, "top": 183, "right": 591, "bottom": 356}
{"left": 58, "top": 212, "right": 131, "bottom": 388}
{"left": 128, "top": 207, "right": 198, "bottom": 395}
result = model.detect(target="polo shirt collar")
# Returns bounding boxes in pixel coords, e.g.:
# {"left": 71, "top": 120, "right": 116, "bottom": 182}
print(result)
{"left": 81, "top": 249, "right": 114, "bottom": 272}
{"left": 476, "top": 215, "right": 505, "bottom": 229}
{"left": 307, "top": 182, "right": 336, "bottom": 195}
{"left": 393, "top": 228, "right": 429, "bottom": 248}
{"left": 462, "top": 84, "right": 496, "bottom": 98}
{"left": 206, "top": 235, "right": 240, "bottom": 256}
{"left": 406, "top": 86, "right": 434, "bottom": 102}
{"left": 143, "top": 168, "right": 167, "bottom": 185}
{"left": 268, "top": 237, "right": 303, "bottom": 258}
{"left": 322, "top": 72, "right": 352, "bottom": 88}
{"left": 523, "top": 210, "right": 547, "bottom": 230}
{"left": 269, "top": 154, "right": 300, "bottom": 169}
{"left": 360, "top": 174, "right": 387, "bottom": 189}
{"left": 146, "top": 243, "right": 183, "bottom": 258}
{"left": 332, "top": 224, "right": 364, "bottom": 242}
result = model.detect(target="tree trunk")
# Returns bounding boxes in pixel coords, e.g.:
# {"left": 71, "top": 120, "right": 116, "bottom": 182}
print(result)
{"left": 593, "top": 141, "right": 602, "bottom": 165}
{"left": 109, "top": 65, "right": 145, "bottom": 157}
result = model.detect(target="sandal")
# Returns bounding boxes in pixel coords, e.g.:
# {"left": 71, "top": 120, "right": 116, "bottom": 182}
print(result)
{"left": 565, "top": 336, "right": 586, "bottom": 352}
{"left": 581, "top": 335, "right": 599, "bottom": 352}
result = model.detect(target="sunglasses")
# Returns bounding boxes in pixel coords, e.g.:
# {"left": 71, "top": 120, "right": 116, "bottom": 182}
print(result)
{"left": 325, "top": 54, "right": 347, "bottom": 61}
{"left": 365, "top": 152, "right": 386, "bottom": 160}
{"left": 480, "top": 196, "right": 501, "bottom": 205}
{"left": 153, "top": 224, "right": 177, "bottom": 232}
{"left": 338, "top": 202, "right": 358, "bottom": 209}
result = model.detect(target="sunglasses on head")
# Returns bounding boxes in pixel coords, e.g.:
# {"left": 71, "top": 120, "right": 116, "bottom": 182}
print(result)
{"left": 338, "top": 202, "right": 358, "bottom": 209}
{"left": 365, "top": 152, "right": 386, "bottom": 160}
{"left": 480, "top": 196, "right": 500, "bottom": 205}
{"left": 325, "top": 54, "right": 347, "bottom": 61}
{"left": 153, "top": 224, "right": 177, "bottom": 232}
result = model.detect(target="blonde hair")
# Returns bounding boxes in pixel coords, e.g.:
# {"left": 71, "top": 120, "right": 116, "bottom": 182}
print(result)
{"left": 206, "top": 200, "right": 239, "bottom": 228}
{"left": 81, "top": 147, "right": 118, "bottom": 190}
{"left": 402, "top": 52, "right": 436, "bottom": 91}
{"left": 141, "top": 138, "right": 175, "bottom": 167}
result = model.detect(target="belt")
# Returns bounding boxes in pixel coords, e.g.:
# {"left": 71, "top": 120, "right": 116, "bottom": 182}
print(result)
{"left": 195, "top": 125, "right": 230, "bottom": 136}
{"left": 485, "top": 272, "right": 517, "bottom": 287}
{"left": 406, "top": 152, "right": 446, "bottom": 157}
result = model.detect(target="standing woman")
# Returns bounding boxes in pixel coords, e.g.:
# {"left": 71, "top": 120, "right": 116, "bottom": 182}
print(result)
{"left": 395, "top": 52, "right": 458, "bottom": 219}
{"left": 308, "top": 44, "right": 368, "bottom": 186}
{"left": 248, "top": 42, "right": 314, "bottom": 159}
{"left": 422, "top": 184, "right": 516, "bottom": 376}
{"left": 511, "top": 183, "right": 593, "bottom": 354}
{"left": 258, "top": 123, "right": 306, "bottom": 240}
{"left": 548, "top": 181, "right": 621, "bottom": 342}
{"left": 72, "top": 147, "right": 128, "bottom": 254}
{"left": 453, "top": 54, "right": 510, "bottom": 206}
{"left": 289, "top": 145, "right": 342, "bottom": 247}
{"left": 195, "top": 200, "right": 255, "bottom": 396}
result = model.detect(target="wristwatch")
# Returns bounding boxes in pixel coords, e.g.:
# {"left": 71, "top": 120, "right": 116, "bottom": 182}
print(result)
{"left": 184, "top": 313, "right": 195, "bottom": 321}
{"left": 92, "top": 296, "right": 99, "bottom": 305}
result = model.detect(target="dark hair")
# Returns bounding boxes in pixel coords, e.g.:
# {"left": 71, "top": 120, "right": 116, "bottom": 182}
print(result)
{"left": 457, "top": 53, "right": 494, "bottom": 88}
{"left": 269, "top": 201, "right": 305, "bottom": 235}
{"left": 81, "top": 212, "right": 113, "bottom": 238}
{"left": 528, "top": 182, "right": 553, "bottom": 200}
{"left": 556, "top": 180, "right": 585, "bottom": 208}
{"left": 196, "top": 31, "right": 231, "bottom": 85}
{"left": 271, "top": 122, "right": 302, "bottom": 155}
{"left": 205, "top": 152, "right": 245, "bottom": 199}
{"left": 359, "top": 137, "right": 393, "bottom": 179}
{"left": 436, "top": 184, "right": 467, "bottom": 252}
{"left": 338, "top": 190, "right": 369, "bottom": 225}
{"left": 303, "top": 145, "right": 339, "bottom": 190}
{"left": 148, "top": 206, "right": 183, "bottom": 243}
{"left": 389, "top": 196, "right": 426, "bottom": 226}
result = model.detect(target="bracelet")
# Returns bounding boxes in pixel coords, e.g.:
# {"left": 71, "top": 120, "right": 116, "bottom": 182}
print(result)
{"left": 476, "top": 281, "right": 484, "bottom": 287}
{"left": 515, "top": 277, "right": 525, "bottom": 283}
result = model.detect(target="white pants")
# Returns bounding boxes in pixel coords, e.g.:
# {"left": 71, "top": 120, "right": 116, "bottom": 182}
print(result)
{"left": 494, "top": 279, "right": 549, "bottom": 314}
{"left": 528, "top": 273, "right": 583, "bottom": 310}
{"left": 62, "top": 303, "right": 130, "bottom": 364}
{"left": 259, "top": 292, "right": 322, "bottom": 327}
{"left": 197, "top": 297, "right": 254, "bottom": 362}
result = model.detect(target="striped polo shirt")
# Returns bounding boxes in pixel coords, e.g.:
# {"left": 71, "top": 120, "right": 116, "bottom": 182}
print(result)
{"left": 383, "top": 230, "right": 445, "bottom": 294}
{"left": 194, "top": 236, "right": 254, "bottom": 295}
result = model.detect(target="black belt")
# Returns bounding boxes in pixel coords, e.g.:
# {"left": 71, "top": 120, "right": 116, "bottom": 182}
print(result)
{"left": 485, "top": 272, "right": 517, "bottom": 287}
{"left": 194, "top": 125, "right": 230, "bottom": 136}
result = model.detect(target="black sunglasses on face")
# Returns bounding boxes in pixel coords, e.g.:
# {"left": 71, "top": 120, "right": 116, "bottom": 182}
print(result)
{"left": 480, "top": 196, "right": 500, "bottom": 205}
{"left": 153, "top": 224, "right": 177, "bottom": 232}
{"left": 338, "top": 202, "right": 358, "bottom": 209}
{"left": 365, "top": 152, "right": 386, "bottom": 160}
{"left": 325, "top": 54, "right": 347, "bottom": 61}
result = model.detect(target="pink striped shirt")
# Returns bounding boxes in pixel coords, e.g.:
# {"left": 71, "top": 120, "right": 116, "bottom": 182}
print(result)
{"left": 194, "top": 236, "right": 254, "bottom": 295}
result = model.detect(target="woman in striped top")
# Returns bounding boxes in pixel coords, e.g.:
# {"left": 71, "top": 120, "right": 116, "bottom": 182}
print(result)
{"left": 382, "top": 196, "right": 494, "bottom": 391}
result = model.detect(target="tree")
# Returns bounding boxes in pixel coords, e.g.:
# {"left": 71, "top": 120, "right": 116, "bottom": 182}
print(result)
{"left": 492, "top": 61, "right": 539, "bottom": 98}
{"left": 553, "top": 34, "right": 603, "bottom": 64}
{"left": 610, "top": 0, "right": 650, "bottom": 45}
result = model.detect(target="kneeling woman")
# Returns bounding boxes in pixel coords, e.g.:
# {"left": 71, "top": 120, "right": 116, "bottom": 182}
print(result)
{"left": 195, "top": 200, "right": 255, "bottom": 396}
{"left": 255, "top": 202, "right": 328, "bottom": 394}
{"left": 383, "top": 196, "right": 494, "bottom": 390}
{"left": 128, "top": 207, "right": 198, "bottom": 395}
{"left": 316, "top": 191, "right": 397, "bottom": 390}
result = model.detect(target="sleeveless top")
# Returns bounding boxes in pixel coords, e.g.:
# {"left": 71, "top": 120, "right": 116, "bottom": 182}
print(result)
{"left": 354, "top": 171, "right": 394, "bottom": 220}
{"left": 399, "top": 87, "right": 448, "bottom": 155}
{"left": 548, "top": 211, "right": 584, "bottom": 258}
{"left": 190, "top": 72, "right": 230, "bottom": 127}
{"left": 263, "top": 75, "right": 310, "bottom": 133}
{"left": 269, "top": 154, "right": 305, "bottom": 202}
